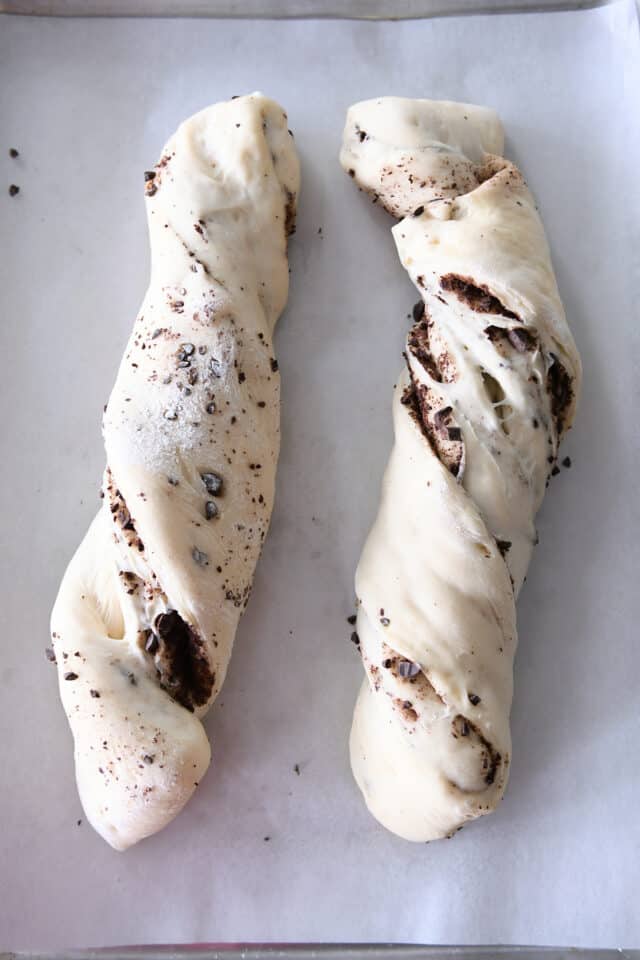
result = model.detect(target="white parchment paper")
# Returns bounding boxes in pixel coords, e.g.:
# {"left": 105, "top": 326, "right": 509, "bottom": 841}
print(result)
{"left": 0, "top": 0, "right": 638, "bottom": 949}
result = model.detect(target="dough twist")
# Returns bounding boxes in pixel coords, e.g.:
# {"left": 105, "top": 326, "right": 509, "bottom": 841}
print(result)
{"left": 51, "top": 93, "right": 299, "bottom": 850}
{"left": 340, "top": 97, "right": 580, "bottom": 841}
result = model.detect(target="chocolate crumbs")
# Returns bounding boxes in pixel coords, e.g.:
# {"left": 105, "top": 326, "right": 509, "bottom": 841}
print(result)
{"left": 150, "top": 610, "right": 215, "bottom": 711}
{"left": 441, "top": 274, "right": 518, "bottom": 319}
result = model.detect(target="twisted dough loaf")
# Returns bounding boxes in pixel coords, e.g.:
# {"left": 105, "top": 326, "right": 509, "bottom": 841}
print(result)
{"left": 340, "top": 97, "right": 581, "bottom": 841}
{"left": 50, "top": 93, "right": 299, "bottom": 850}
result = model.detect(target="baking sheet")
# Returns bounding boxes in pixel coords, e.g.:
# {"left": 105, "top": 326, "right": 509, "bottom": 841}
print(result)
{"left": 1, "top": 0, "right": 639, "bottom": 950}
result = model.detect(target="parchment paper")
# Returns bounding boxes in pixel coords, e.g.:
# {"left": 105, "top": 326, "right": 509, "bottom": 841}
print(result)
{"left": 0, "top": 0, "right": 638, "bottom": 949}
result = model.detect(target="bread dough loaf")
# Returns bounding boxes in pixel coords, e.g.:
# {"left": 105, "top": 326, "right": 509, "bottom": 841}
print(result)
{"left": 340, "top": 97, "right": 581, "bottom": 841}
{"left": 50, "top": 93, "right": 299, "bottom": 850}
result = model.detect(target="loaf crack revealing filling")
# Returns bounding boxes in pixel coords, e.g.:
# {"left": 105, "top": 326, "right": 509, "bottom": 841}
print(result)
{"left": 50, "top": 94, "right": 299, "bottom": 850}
{"left": 340, "top": 97, "right": 581, "bottom": 841}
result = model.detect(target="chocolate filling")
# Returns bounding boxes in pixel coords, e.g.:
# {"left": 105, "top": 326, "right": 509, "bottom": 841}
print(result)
{"left": 485, "top": 324, "right": 537, "bottom": 354}
{"left": 150, "top": 611, "right": 215, "bottom": 712}
{"left": 107, "top": 470, "right": 215, "bottom": 711}
{"left": 451, "top": 715, "right": 501, "bottom": 787}
{"left": 546, "top": 353, "right": 573, "bottom": 436}
{"left": 441, "top": 274, "right": 519, "bottom": 320}
{"left": 496, "top": 539, "right": 512, "bottom": 558}
{"left": 403, "top": 379, "right": 464, "bottom": 479}
{"left": 408, "top": 319, "right": 443, "bottom": 383}
{"left": 284, "top": 189, "right": 297, "bottom": 238}
{"left": 105, "top": 470, "right": 144, "bottom": 553}
{"left": 394, "top": 698, "right": 418, "bottom": 723}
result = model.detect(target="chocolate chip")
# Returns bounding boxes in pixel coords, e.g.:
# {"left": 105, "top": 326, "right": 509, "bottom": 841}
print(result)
{"left": 90, "top": 689, "right": 101, "bottom": 698}
{"left": 8, "top": 184, "right": 19, "bottom": 197}
{"left": 152, "top": 328, "right": 163, "bottom": 339}
{"left": 507, "top": 327, "right": 536, "bottom": 352}
{"left": 168, "top": 477, "right": 179, "bottom": 486}
{"left": 144, "top": 171, "right": 156, "bottom": 182}
{"left": 9, "top": 148, "right": 19, "bottom": 158}
{"left": 413, "top": 205, "right": 425, "bottom": 217}
{"left": 205, "top": 500, "right": 219, "bottom": 520}
{"left": 562, "top": 456, "right": 572, "bottom": 468}
{"left": 192, "top": 547, "right": 209, "bottom": 567}
{"left": 257, "top": 401, "right": 266, "bottom": 408}
{"left": 128, "top": 672, "right": 137, "bottom": 685}
{"left": 412, "top": 300, "right": 425, "bottom": 322}
{"left": 270, "top": 359, "right": 279, "bottom": 372}
{"left": 350, "top": 632, "right": 360, "bottom": 647}
{"left": 45, "top": 647, "right": 56, "bottom": 663}
{"left": 447, "top": 427, "right": 462, "bottom": 441}
{"left": 294, "top": 763, "right": 300, "bottom": 775}
{"left": 347, "top": 614, "right": 357, "bottom": 625}
{"left": 551, "top": 465, "right": 560, "bottom": 476}
{"left": 397, "top": 660, "right": 421, "bottom": 678}
{"left": 143, "top": 754, "right": 155, "bottom": 764}
{"left": 348, "top": 168, "right": 355, "bottom": 178}
{"left": 201, "top": 471, "right": 223, "bottom": 496}
{"left": 63, "top": 672, "right": 78, "bottom": 681}
{"left": 468, "top": 693, "right": 481, "bottom": 706}
{"left": 238, "top": 371, "right": 246, "bottom": 383}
